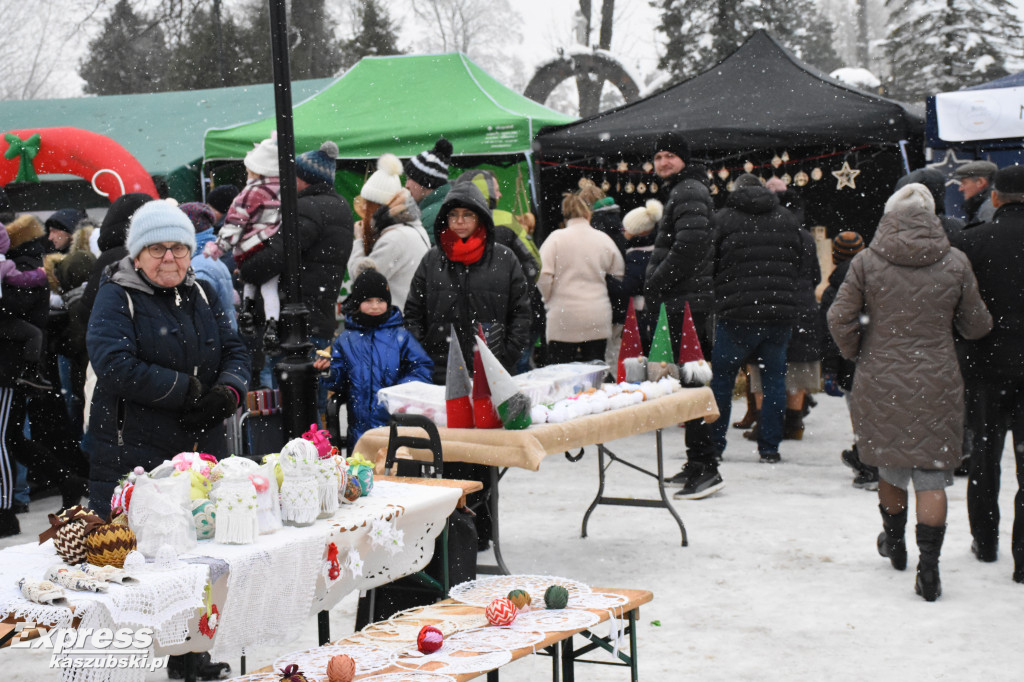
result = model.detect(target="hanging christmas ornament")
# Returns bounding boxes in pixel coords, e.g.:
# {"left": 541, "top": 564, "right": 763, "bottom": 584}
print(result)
{"left": 624, "top": 180, "right": 635, "bottom": 194}
{"left": 781, "top": 151, "right": 790, "bottom": 163}
{"left": 781, "top": 173, "right": 792, "bottom": 185}
{"left": 770, "top": 154, "right": 783, "bottom": 168}
{"left": 706, "top": 169, "right": 715, "bottom": 180}
{"left": 649, "top": 181, "right": 658, "bottom": 194}
{"left": 726, "top": 180, "right": 736, "bottom": 192}
{"left": 641, "top": 161, "right": 654, "bottom": 173}
{"left": 616, "top": 161, "right": 629, "bottom": 172}
{"left": 637, "top": 181, "right": 646, "bottom": 194}
{"left": 811, "top": 167, "right": 824, "bottom": 181}
{"left": 794, "top": 171, "right": 809, "bottom": 187}
{"left": 743, "top": 160, "right": 754, "bottom": 173}
{"left": 710, "top": 184, "right": 719, "bottom": 196}
{"left": 831, "top": 161, "right": 861, "bottom": 190}
{"left": 601, "top": 175, "right": 611, "bottom": 192}
{"left": 717, "top": 167, "right": 730, "bottom": 180}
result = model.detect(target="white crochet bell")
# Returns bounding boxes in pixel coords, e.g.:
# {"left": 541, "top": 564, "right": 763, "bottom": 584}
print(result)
{"left": 316, "top": 457, "right": 340, "bottom": 519}
{"left": 212, "top": 457, "right": 260, "bottom": 544}
{"left": 128, "top": 475, "right": 196, "bottom": 557}
{"left": 254, "top": 461, "right": 282, "bottom": 534}
{"left": 279, "top": 438, "right": 320, "bottom": 526}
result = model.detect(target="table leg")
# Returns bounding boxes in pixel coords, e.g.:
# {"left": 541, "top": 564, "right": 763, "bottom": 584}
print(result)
{"left": 477, "top": 466, "right": 511, "bottom": 575}
{"left": 561, "top": 634, "right": 575, "bottom": 682}
{"left": 580, "top": 445, "right": 606, "bottom": 539}
{"left": 655, "top": 429, "right": 688, "bottom": 546}
{"left": 240, "top": 655, "right": 246, "bottom": 674}
{"left": 628, "top": 608, "right": 639, "bottom": 682}
{"left": 549, "top": 643, "right": 561, "bottom": 682}
{"left": 487, "top": 669, "right": 500, "bottom": 681}
{"left": 318, "top": 610, "right": 330, "bottom": 646}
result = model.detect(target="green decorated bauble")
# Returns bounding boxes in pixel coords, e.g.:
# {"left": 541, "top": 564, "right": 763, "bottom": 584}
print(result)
{"left": 544, "top": 585, "right": 569, "bottom": 609}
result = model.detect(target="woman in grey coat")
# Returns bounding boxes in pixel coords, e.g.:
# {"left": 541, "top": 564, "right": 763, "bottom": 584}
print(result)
{"left": 828, "top": 183, "right": 992, "bottom": 601}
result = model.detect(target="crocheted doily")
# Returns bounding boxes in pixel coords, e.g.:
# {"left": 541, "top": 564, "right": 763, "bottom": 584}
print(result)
{"left": 392, "top": 642, "right": 512, "bottom": 676}
{"left": 273, "top": 643, "right": 395, "bottom": 678}
{"left": 566, "top": 590, "right": 630, "bottom": 612}
{"left": 356, "top": 674, "right": 456, "bottom": 682}
{"left": 510, "top": 608, "right": 600, "bottom": 632}
{"left": 448, "top": 575, "right": 591, "bottom": 608}
{"left": 446, "top": 625, "right": 546, "bottom": 652}
{"left": 346, "top": 603, "right": 488, "bottom": 650}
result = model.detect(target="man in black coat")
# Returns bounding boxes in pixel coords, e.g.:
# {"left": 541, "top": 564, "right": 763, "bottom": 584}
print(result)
{"left": 951, "top": 164, "right": 1024, "bottom": 582}
{"left": 709, "top": 174, "right": 804, "bottom": 465}
{"left": 955, "top": 160, "right": 997, "bottom": 226}
{"left": 642, "top": 132, "right": 720, "bottom": 499}
{"left": 238, "top": 141, "right": 354, "bottom": 405}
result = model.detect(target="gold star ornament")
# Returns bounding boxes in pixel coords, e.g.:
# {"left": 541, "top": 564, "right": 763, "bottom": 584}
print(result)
{"left": 831, "top": 161, "right": 861, "bottom": 190}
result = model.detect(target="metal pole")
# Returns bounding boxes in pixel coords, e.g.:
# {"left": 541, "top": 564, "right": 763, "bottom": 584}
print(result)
{"left": 268, "top": 0, "right": 318, "bottom": 438}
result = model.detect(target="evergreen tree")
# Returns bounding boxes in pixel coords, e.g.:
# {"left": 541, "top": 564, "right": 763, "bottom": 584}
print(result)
{"left": 883, "top": 0, "right": 1021, "bottom": 102}
{"left": 165, "top": 7, "right": 265, "bottom": 90}
{"left": 79, "top": 0, "right": 170, "bottom": 95}
{"left": 290, "top": 0, "right": 344, "bottom": 79}
{"left": 339, "top": 0, "right": 404, "bottom": 70}
{"left": 654, "top": 0, "right": 842, "bottom": 83}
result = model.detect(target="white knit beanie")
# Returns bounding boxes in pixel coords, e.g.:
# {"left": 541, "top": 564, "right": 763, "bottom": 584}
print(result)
{"left": 244, "top": 134, "right": 279, "bottom": 177}
{"left": 360, "top": 153, "right": 404, "bottom": 205}
{"left": 126, "top": 200, "right": 196, "bottom": 258}
{"left": 622, "top": 199, "right": 664, "bottom": 237}
{"left": 884, "top": 182, "right": 935, "bottom": 215}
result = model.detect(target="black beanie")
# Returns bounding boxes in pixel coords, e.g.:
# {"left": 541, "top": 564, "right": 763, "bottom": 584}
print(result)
{"left": 404, "top": 137, "right": 453, "bottom": 190}
{"left": 653, "top": 131, "right": 691, "bottom": 163}
{"left": 207, "top": 184, "right": 240, "bottom": 214}
{"left": 344, "top": 267, "right": 392, "bottom": 313}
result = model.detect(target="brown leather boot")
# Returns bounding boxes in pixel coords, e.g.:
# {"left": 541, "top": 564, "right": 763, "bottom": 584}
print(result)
{"left": 733, "top": 390, "right": 759, "bottom": 429}
{"left": 783, "top": 408, "right": 804, "bottom": 440}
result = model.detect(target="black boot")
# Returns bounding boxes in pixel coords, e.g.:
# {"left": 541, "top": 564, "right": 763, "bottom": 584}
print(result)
{"left": 263, "top": 318, "right": 281, "bottom": 354}
{"left": 0, "top": 508, "right": 20, "bottom": 538}
{"left": 914, "top": 523, "right": 946, "bottom": 602}
{"left": 877, "top": 505, "right": 908, "bottom": 571}
{"left": 16, "top": 366, "right": 54, "bottom": 393}
{"left": 238, "top": 298, "right": 258, "bottom": 337}
{"left": 783, "top": 408, "right": 804, "bottom": 440}
{"left": 167, "top": 652, "right": 231, "bottom": 680}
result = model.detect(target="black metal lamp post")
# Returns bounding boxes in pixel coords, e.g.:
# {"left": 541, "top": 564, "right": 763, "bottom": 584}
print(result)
{"left": 268, "top": 0, "right": 319, "bottom": 438}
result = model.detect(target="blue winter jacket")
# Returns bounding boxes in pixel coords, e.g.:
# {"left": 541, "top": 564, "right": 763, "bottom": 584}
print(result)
{"left": 192, "top": 227, "right": 238, "bottom": 331}
{"left": 325, "top": 307, "right": 433, "bottom": 446}
{"left": 86, "top": 257, "right": 250, "bottom": 515}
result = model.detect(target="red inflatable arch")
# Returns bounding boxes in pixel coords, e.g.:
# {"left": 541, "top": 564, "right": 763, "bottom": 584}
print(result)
{"left": 0, "top": 126, "right": 158, "bottom": 202}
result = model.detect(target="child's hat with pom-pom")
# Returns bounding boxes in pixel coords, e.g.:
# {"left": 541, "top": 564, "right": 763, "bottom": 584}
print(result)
{"left": 244, "top": 133, "right": 279, "bottom": 177}
{"left": 295, "top": 140, "right": 339, "bottom": 186}
{"left": 361, "top": 153, "right": 404, "bottom": 204}
{"left": 622, "top": 199, "right": 663, "bottom": 237}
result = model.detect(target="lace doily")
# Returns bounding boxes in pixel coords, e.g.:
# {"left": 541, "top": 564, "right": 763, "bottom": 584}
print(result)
{"left": 273, "top": 643, "right": 394, "bottom": 678}
{"left": 356, "top": 674, "right": 456, "bottom": 682}
{"left": 448, "top": 575, "right": 591, "bottom": 608}
{"left": 393, "top": 642, "right": 512, "bottom": 676}
{"left": 447, "top": 625, "right": 546, "bottom": 652}
{"left": 566, "top": 591, "right": 630, "bottom": 612}
{"left": 350, "top": 604, "right": 484, "bottom": 650}
{"left": 223, "top": 675, "right": 281, "bottom": 682}
{"left": 510, "top": 608, "right": 600, "bottom": 632}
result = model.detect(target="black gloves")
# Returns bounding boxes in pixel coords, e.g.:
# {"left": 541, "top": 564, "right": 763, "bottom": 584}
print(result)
{"left": 183, "top": 376, "right": 205, "bottom": 411}
{"left": 179, "top": 384, "right": 238, "bottom": 434}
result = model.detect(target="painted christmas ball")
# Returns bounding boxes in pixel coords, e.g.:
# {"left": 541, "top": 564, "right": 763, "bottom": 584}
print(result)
{"left": 417, "top": 625, "right": 444, "bottom": 654}
{"left": 343, "top": 476, "right": 363, "bottom": 502}
{"left": 191, "top": 498, "right": 216, "bottom": 540}
{"left": 326, "top": 654, "right": 355, "bottom": 682}
{"left": 507, "top": 589, "right": 532, "bottom": 610}
{"left": 544, "top": 585, "right": 569, "bottom": 609}
{"left": 485, "top": 597, "right": 518, "bottom": 626}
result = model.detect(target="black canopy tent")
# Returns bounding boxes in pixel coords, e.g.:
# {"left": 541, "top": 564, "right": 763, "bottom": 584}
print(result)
{"left": 533, "top": 31, "right": 925, "bottom": 240}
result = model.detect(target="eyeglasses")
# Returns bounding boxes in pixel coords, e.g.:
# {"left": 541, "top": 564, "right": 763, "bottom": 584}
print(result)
{"left": 448, "top": 210, "right": 478, "bottom": 223}
{"left": 145, "top": 243, "right": 192, "bottom": 259}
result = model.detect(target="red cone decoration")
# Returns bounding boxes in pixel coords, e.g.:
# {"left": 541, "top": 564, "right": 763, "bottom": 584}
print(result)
{"left": 472, "top": 325, "right": 503, "bottom": 429}
{"left": 617, "top": 298, "right": 643, "bottom": 383}
{"left": 678, "top": 302, "right": 704, "bottom": 364}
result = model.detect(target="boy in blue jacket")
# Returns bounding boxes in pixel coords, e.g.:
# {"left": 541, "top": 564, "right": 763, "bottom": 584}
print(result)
{"left": 314, "top": 265, "right": 433, "bottom": 446}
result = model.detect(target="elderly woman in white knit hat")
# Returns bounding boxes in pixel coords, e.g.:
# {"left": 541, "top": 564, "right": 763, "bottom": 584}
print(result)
{"left": 348, "top": 153, "right": 431, "bottom": 310}
{"left": 87, "top": 200, "right": 250, "bottom": 522}
{"left": 828, "top": 182, "right": 992, "bottom": 602}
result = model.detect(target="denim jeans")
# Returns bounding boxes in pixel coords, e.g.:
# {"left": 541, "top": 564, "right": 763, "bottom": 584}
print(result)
{"left": 710, "top": 320, "right": 792, "bottom": 457}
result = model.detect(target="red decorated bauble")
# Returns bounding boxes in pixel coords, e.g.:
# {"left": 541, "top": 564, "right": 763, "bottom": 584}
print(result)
{"left": 417, "top": 625, "right": 444, "bottom": 654}
{"left": 485, "top": 597, "right": 518, "bottom": 626}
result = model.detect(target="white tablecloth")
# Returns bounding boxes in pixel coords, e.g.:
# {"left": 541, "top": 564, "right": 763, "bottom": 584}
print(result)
{"left": 0, "top": 479, "right": 461, "bottom": 680}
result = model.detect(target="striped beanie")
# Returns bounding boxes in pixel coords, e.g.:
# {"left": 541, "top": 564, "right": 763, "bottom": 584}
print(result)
{"left": 832, "top": 231, "right": 865, "bottom": 264}
{"left": 295, "top": 141, "right": 339, "bottom": 185}
{"left": 404, "top": 137, "right": 453, "bottom": 190}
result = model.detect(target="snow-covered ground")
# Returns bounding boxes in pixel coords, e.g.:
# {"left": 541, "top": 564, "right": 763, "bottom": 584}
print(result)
{"left": 1, "top": 394, "right": 1020, "bottom": 680}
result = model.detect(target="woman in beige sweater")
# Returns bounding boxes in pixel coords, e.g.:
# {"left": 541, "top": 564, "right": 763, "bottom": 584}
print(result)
{"left": 538, "top": 193, "right": 625, "bottom": 364}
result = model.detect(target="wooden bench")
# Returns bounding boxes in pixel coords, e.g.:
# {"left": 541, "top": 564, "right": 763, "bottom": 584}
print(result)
{"left": 257, "top": 586, "right": 653, "bottom": 681}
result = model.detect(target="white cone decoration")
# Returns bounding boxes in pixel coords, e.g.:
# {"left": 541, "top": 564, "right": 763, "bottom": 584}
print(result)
{"left": 476, "top": 341, "right": 532, "bottom": 430}
{"left": 213, "top": 457, "right": 260, "bottom": 544}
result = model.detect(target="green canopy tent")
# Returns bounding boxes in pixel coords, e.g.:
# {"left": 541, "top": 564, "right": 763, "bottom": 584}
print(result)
{"left": 203, "top": 52, "right": 575, "bottom": 218}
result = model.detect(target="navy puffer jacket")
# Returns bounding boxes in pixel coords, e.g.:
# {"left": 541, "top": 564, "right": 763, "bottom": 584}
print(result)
{"left": 712, "top": 185, "right": 804, "bottom": 323}
{"left": 86, "top": 257, "right": 250, "bottom": 511}
{"left": 325, "top": 307, "right": 433, "bottom": 445}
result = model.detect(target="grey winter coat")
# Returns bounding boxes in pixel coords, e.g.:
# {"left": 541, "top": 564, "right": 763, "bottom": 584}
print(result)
{"left": 827, "top": 207, "right": 992, "bottom": 471}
